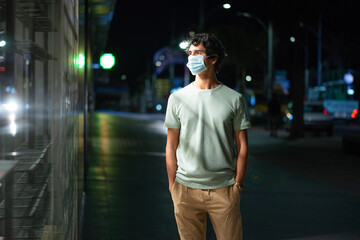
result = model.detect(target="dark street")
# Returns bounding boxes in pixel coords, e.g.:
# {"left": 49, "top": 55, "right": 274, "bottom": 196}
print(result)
{"left": 1, "top": 0, "right": 359, "bottom": 238}
{"left": 83, "top": 112, "right": 360, "bottom": 240}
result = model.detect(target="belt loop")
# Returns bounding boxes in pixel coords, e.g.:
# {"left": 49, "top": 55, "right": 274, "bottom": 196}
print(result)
{"left": 208, "top": 189, "right": 210, "bottom": 196}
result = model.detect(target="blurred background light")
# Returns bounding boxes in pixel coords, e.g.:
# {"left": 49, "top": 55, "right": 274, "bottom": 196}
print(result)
{"left": 92, "top": 63, "right": 100, "bottom": 69}
{"left": 290, "top": 36, "right": 296, "bottom": 42}
{"left": 170, "top": 86, "right": 183, "bottom": 93}
{"left": 8, "top": 113, "right": 16, "bottom": 122}
{"left": 79, "top": 53, "right": 85, "bottom": 68}
{"left": 319, "top": 86, "right": 326, "bottom": 91}
{"left": 344, "top": 72, "right": 354, "bottom": 84}
{"left": 347, "top": 88, "right": 355, "bottom": 95}
{"left": 0, "top": 40, "right": 6, "bottom": 47}
{"left": 222, "top": 3, "right": 231, "bottom": 9}
{"left": 286, "top": 112, "right": 294, "bottom": 120}
{"left": 351, "top": 109, "right": 358, "bottom": 119}
{"left": 155, "top": 104, "right": 162, "bottom": 111}
{"left": 100, "top": 53, "right": 115, "bottom": 69}
{"left": 9, "top": 122, "right": 17, "bottom": 136}
{"left": 9, "top": 102, "right": 18, "bottom": 112}
{"left": 250, "top": 96, "right": 255, "bottom": 106}
{"left": 179, "top": 40, "right": 189, "bottom": 50}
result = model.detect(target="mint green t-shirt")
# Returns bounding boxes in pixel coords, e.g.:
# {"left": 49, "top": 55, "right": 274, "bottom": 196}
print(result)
{"left": 164, "top": 82, "right": 251, "bottom": 189}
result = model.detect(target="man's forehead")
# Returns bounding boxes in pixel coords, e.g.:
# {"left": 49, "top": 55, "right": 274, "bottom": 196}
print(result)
{"left": 189, "top": 44, "right": 206, "bottom": 51}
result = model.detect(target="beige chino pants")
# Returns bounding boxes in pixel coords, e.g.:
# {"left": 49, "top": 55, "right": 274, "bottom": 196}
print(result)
{"left": 171, "top": 181, "right": 243, "bottom": 240}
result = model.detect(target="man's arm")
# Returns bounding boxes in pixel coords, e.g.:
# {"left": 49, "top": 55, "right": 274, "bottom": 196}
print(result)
{"left": 234, "top": 129, "right": 249, "bottom": 188}
{"left": 166, "top": 128, "right": 180, "bottom": 192}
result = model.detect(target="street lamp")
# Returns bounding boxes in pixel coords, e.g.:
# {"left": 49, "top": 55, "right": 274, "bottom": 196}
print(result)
{"left": 300, "top": 13, "right": 322, "bottom": 88}
{"left": 237, "top": 12, "right": 274, "bottom": 99}
{"left": 223, "top": 3, "right": 231, "bottom": 9}
{"left": 199, "top": 0, "right": 231, "bottom": 30}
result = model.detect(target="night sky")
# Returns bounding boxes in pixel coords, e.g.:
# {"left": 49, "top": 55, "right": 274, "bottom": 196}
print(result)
{"left": 104, "top": 0, "right": 360, "bottom": 91}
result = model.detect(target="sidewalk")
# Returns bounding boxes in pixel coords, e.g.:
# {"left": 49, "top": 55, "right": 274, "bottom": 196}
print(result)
{"left": 243, "top": 126, "right": 360, "bottom": 239}
{"left": 247, "top": 126, "right": 360, "bottom": 198}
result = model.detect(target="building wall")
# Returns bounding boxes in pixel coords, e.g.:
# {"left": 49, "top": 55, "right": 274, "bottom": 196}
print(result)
{"left": 0, "top": 0, "right": 84, "bottom": 239}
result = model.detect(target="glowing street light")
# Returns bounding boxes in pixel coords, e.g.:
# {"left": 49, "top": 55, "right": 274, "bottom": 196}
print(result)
{"left": 344, "top": 72, "right": 354, "bottom": 85}
{"left": 199, "top": 2, "right": 231, "bottom": 30}
{"left": 223, "top": 3, "right": 231, "bottom": 9}
{"left": 100, "top": 53, "right": 115, "bottom": 69}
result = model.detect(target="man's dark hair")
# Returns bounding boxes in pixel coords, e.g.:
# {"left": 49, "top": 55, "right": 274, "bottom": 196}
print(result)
{"left": 186, "top": 33, "right": 227, "bottom": 72}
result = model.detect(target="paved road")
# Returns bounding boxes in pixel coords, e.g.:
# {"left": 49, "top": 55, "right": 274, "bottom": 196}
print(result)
{"left": 83, "top": 112, "right": 360, "bottom": 240}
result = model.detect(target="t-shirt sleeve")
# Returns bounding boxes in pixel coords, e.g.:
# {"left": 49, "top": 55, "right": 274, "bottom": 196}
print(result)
{"left": 164, "top": 94, "right": 181, "bottom": 129}
{"left": 233, "top": 95, "right": 251, "bottom": 130}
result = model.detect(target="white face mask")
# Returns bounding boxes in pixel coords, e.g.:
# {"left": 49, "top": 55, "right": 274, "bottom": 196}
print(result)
{"left": 186, "top": 55, "right": 207, "bottom": 75}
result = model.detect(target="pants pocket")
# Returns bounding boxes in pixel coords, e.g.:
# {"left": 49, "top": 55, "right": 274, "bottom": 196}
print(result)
{"left": 233, "top": 184, "right": 241, "bottom": 202}
{"left": 170, "top": 181, "right": 178, "bottom": 200}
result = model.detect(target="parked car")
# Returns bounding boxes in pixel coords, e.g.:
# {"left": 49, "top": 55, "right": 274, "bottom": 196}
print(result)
{"left": 323, "top": 99, "right": 359, "bottom": 120}
{"left": 284, "top": 101, "right": 333, "bottom": 136}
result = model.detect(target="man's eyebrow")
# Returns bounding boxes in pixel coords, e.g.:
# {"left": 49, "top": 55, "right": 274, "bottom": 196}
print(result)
{"left": 189, "top": 50, "right": 205, "bottom": 54}
{"left": 187, "top": 49, "right": 205, "bottom": 55}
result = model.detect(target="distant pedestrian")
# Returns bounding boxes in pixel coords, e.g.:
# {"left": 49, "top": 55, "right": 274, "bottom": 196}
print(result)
{"left": 267, "top": 92, "right": 281, "bottom": 137}
{"left": 164, "top": 33, "right": 251, "bottom": 240}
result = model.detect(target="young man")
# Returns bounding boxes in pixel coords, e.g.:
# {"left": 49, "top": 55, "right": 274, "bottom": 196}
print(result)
{"left": 165, "top": 33, "right": 251, "bottom": 240}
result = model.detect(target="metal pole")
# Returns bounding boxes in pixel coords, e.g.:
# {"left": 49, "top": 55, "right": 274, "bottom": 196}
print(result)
{"left": 304, "top": 29, "right": 309, "bottom": 100}
{"left": 237, "top": 12, "right": 273, "bottom": 99}
{"left": 267, "top": 21, "right": 273, "bottom": 99}
{"left": 317, "top": 13, "right": 322, "bottom": 87}
{"left": 84, "top": 0, "right": 89, "bottom": 192}
{"left": 199, "top": 0, "right": 204, "bottom": 31}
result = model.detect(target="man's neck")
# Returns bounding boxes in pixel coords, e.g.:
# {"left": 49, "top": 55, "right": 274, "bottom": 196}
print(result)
{"left": 194, "top": 71, "right": 219, "bottom": 90}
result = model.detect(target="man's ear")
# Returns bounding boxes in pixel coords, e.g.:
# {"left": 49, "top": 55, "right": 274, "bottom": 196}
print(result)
{"left": 211, "top": 54, "right": 218, "bottom": 65}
